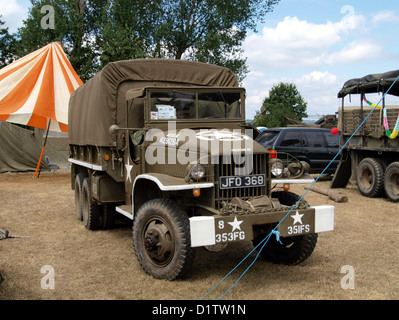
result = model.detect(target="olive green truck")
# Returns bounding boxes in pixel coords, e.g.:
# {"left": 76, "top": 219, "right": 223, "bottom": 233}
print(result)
{"left": 68, "top": 59, "right": 334, "bottom": 280}
{"left": 332, "top": 69, "right": 399, "bottom": 202}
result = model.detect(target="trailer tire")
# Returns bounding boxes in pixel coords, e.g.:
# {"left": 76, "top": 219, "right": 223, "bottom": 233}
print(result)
{"left": 384, "top": 162, "right": 399, "bottom": 202}
{"left": 132, "top": 199, "right": 195, "bottom": 280}
{"left": 253, "top": 191, "right": 317, "bottom": 265}
{"left": 74, "top": 173, "right": 85, "bottom": 221}
{"left": 356, "top": 158, "right": 384, "bottom": 197}
{"left": 82, "top": 177, "right": 101, "bottom": 230}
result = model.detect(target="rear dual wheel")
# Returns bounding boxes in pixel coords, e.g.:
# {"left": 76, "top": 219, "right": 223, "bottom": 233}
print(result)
{"left": 356, "top": 158, "right": 399, "bottom": 201}
{"left": 356, "top": 158, "right": 384, "bottom": 198}
{"left": 384, "top": 162, "right": 399, "bottom": 202}
{"left": 74, "top": 173, "right": 85, "bottom": 221}
{"left": 74, "top": 174, "right": 115, "bottom": 230}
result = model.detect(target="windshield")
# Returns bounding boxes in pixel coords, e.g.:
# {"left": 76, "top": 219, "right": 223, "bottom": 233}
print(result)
{"left": 149, "top": 90, "right": 242, "bottom": 120}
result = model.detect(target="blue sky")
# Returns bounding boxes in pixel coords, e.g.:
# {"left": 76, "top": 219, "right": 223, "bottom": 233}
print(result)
{"left": 1, "top": 0, "right": 399, "bottom": 120}
{"left": 242, "top": 0, "right": 399, "bottom": 119}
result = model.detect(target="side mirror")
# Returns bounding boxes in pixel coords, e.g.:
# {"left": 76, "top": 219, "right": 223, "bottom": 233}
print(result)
{"left": 109, "top": 124, "right": 121, "bottom": 135}
{"left": 131, "top": 130, "right": 145, "bottom": 146}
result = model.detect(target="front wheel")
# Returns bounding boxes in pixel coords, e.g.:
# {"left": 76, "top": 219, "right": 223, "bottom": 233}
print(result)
{"left": 132, "top": 199, "right": 195, "bottom": 280}
{"left": 253, "top": 191, "right": 317, "bottom": 265}
{"left": 253, "top": 233, "right": 318, "bottom": 265}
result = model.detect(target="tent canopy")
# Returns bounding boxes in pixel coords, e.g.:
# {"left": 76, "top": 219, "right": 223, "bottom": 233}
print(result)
{"left": 338, "top": 69, "right": 399, "bottom": 98}
{"left": 0, "top": 42, "right": 83, "bottom": 132}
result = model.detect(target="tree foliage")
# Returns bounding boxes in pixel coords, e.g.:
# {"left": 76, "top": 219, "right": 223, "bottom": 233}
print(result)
{"left": 253, "top": 82, "right": 308, "bottom": 128}
{"left": 5, "top": 0, "right": 280, "bottom": 81}
{"left": 0, "top": 16, "right": 17, "bottom": 68}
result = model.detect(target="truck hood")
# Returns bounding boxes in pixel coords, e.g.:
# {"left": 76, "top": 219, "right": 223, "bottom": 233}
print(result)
{"left": 144, "top": 128, "right": 267, "bottom": 156}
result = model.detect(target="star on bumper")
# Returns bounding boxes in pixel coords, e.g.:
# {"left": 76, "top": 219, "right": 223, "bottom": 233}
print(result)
{"left": 228, "top": 216, "right": 243, "bottom": 232}
{"left": 291, "top": 210, "right": 304, "bottom": 225}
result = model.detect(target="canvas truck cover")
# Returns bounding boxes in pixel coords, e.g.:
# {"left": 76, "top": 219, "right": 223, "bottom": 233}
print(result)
{"left": 68, "top": 59, "right": 239, "bottom": 147}
{"left": 338, "top": 69, "right": 399, "bottom": 98}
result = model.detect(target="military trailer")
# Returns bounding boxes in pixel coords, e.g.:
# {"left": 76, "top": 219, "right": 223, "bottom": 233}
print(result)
{"left": 68, "top": 59, "right": 334, "bottom": 280}
{"left": 332, "top": 70, "right": 399, "bottom": 201}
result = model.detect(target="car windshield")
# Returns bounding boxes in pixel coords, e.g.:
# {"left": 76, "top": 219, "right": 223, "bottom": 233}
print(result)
{"left": 149, "top": 90, "right": 241, "bottom": 120}
{"left": 255, "top": 131, "right": 280, "bottom": 148}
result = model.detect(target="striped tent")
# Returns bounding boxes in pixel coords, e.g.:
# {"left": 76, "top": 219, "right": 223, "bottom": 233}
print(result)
{"left": 0, "top": 42, "right": 83, "bottom": 132}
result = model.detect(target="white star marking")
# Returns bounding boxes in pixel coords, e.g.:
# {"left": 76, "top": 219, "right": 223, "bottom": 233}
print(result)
{"left": 125, "top": 157, "right": 134, "bottom": 183}
{"left": 228, "top": 217, "right": 243, "bottom": 232}
{"left": 291, "top": 210, "right": 304, "bottom": 225}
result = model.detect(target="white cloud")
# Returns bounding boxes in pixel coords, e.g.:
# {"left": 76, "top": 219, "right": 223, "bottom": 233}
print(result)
{"left": 243, "top": 14, "right": 367, "bottom": 70}
{"left": 326, "top": 40, "right": 384, "bottom": 65}
{"left": 372, "top": 10, "right": 399, "bottom": 24}
{"left": 0, "top": 0, "right": 28, "bottom": 32}
{"left": 297, "top": 71, "right": 337, "bottom": 86}
{"left": 242, "top": 10, "right": 393, "bottom": 120}
{"left": 0, "top": 0, "right": 23, "bottom": 15}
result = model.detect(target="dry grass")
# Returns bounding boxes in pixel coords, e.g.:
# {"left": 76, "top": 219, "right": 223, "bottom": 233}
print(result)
{"left": 0, "top": 170, "right": 398, "bottom": 300}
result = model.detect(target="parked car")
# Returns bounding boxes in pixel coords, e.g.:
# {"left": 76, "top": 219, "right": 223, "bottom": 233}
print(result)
{"left": 255, "top": 127, "right": 340, "bottom": 174}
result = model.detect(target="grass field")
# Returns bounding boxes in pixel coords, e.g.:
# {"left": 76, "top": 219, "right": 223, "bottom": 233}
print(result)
{"left": 0, "top": 170, "right": 398, "bottom": 300}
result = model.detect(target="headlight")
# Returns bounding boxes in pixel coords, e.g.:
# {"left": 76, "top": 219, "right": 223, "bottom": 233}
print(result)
{"left": 189, "top": 163, "right": 206, "bottom": 180}
{"left": 270, "top": 159, "right": 284, "bottom": 178}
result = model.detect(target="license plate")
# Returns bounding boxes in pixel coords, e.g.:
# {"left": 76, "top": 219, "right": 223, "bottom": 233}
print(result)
{"left": 277, "top": 209, "right": 315, "bottom": 237}
{"left": 219, "top": 174, "right": 265, "bottom": 189}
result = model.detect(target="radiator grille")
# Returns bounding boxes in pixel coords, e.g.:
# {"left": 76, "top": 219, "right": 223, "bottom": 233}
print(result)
{"left": 214, "top": 153, "right": 268, "bottom": 209}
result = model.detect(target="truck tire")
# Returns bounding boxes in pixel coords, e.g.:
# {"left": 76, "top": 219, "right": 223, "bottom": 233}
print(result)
{"left": 132, "top": 199, "right": 195, "bottom": 280}
{"left": 74, "top": 173, "right": 85, "bottom": 221}
{"left": 81, "top": 177, "right": 101, "bottom": 230}
{"left": 253, "top": 191, "right": 317, "bottom": 265}
{"left": 384, "top": 162, "right": 399, "bottom": 202}
{"left": 356, "top": 158, "right": 384, "bottom": 197}
{"left": 101, "top": 205, "right": 116, "bottom": 230}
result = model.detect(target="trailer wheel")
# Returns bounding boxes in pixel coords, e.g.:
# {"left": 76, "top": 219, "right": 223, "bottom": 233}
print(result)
{"left": 74, "top": 173, "right": 85, "bottom": 221}
{"left": 384, "top": 162, "right": 399, "bottom": 202}
{"left": 82, "top": 177, "right": 101, "bottom": 230}
{"left": 356, "top": 158, "right": 384, "bottom": 197}
{"left": 132, "top": 199, "right": 195, "bottom": 280}
{"left": 252, "top": 191, "right": 317, "bottom": 265}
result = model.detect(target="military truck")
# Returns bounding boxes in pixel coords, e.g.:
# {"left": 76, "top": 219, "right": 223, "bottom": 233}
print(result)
{"left": 68, "top": 59, "right": 334, "bottom": 280}
{"left": 331, "top": 69, "right": 399, "bottom": 202}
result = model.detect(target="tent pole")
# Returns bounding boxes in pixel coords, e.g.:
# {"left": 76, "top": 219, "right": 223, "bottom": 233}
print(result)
{"left": 33, "top": 120, "right": 51, "bottom": 178}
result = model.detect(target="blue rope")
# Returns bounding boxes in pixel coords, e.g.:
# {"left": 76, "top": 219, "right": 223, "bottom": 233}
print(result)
{"left": 201, "top": 74, "right": 399, "bottom": 300}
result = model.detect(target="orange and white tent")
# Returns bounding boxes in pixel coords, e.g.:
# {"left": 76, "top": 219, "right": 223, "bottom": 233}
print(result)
{"left": 0, "top": 42, "right": 83, "bottom": 132}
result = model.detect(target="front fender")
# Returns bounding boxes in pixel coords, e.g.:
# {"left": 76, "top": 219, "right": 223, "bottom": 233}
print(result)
{"left": 132, "top": 173, "right": 214, "bottom": 214}
{"left": 133, "top": 173, "right": 214, "bottom": 191}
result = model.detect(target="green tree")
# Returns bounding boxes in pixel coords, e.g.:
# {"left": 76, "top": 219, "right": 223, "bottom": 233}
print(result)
{"left": 16, "top": 0, "right": 100, "bottom": 81}
{"left": 253, "top": 82, "right": 308, "bottom": 128}
{"left": 97, "top": 0, "right": 163, "bottom": 66}
{"left": 14, "top": 0, "right": 280, "bottom": 82}
{"left": 0, "top": 16, "right": 17, "bottom": 68}
{"left": 155, "top": 0, "right": 280, "bottom": 82}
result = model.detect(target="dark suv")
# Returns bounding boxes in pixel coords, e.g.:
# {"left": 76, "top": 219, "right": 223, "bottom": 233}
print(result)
{"left": 255, "top": 127, "right": 340, "bottom": 174}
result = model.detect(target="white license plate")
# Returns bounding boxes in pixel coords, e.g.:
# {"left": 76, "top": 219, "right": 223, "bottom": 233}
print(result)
{"left": 219, "top": 174, "right": 265, "bottom": 189}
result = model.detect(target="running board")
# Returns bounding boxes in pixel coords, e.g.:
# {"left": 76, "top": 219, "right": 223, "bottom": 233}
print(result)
{"left": 116, "top": 205, "right": 133, "bottom": 220}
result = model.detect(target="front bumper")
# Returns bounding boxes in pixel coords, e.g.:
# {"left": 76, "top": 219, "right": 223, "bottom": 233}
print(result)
{"left": 189, "top": 205, "right": 334, "bottom": 247}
